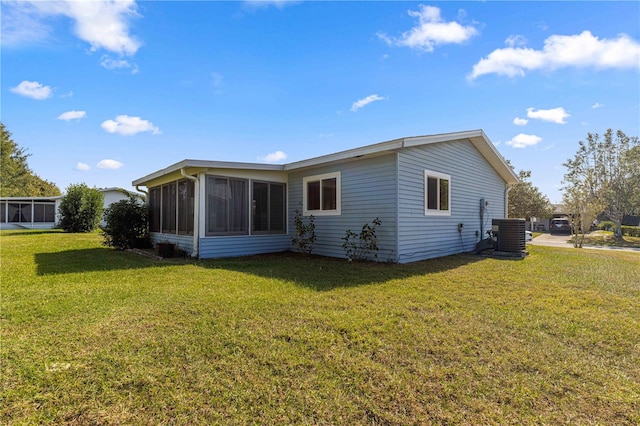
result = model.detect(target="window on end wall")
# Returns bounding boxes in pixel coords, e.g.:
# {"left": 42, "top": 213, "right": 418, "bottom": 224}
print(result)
{"left": 424, "top": 170, "right": 451, "bottom": 216}
{"left": 303, "top": 172, "right": 341, "bottom": 216}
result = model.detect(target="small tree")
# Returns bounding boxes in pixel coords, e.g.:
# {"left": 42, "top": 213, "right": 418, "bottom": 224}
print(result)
{"left": 291, "top": 208, "right": 316, "bottom": 254}
{"left": 563, "top": 130, "right": 640, "bottom": 239}
{"left": 58, "top": 184, "right": 104, "bottom": 233}
{"left": 102, "top": 194, "right": 149, "bottom": 250}
{"left": 341, "top": 218, "right": 382, "bottom": 261}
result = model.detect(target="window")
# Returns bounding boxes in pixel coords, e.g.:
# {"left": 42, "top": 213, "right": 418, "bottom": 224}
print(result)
{"left": 252, "top": 181, "right": 286, "bottom": 234}
{"left": 161, "top": 182, "right": 177, "bottom": 233}
{"left": 0, "top": 203, "right": 5, "bottom": 223}
{"left": 177, "top": 179, "right": 195, "bottom": 235}
{"left": 33, "top": 203, "right": 55, "bottom": 222}
{"left": 149, "top": 181, "right": 194, "bottom": 235}
{"left": 149, "top": 187, "right": 161, "bottom": 232}
{"left": 424, "top": 170, "right": 451, "bottom": 216}
{"left": 206, "top": 176, "right": 248, "bottom": 235}
{"left": 8, "top": 203, "right": 32, "bottom": 223}
{"left": 303, "top": 172, "right": 341, "bottom": 216}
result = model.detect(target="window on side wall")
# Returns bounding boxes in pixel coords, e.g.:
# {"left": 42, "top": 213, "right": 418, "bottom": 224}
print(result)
{"left": 303, "top": 172, "right": 341, "bottom": 216}
{"left": 424, "top": 170, "right": 451, "bottom": 216}
{"left": 205, "top": 176, "right": 248, "bottom": 236}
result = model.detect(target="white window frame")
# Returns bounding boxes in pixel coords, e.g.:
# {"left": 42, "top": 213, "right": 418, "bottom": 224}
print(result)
{"left": 424, "top": 170, "right": 451, "bottom": 216}
{"left": 302, "top": 171, "right": 341, "bottom": 216}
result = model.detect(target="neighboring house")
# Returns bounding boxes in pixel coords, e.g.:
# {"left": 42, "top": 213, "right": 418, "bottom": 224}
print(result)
{"left": 0, "top": 188, "right": 143, "bottom": 230}
{"left": 132, "top": 130, "right": 519, "bottom": 263}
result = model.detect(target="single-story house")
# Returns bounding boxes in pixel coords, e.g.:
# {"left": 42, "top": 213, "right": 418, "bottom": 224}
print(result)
{"left": 0, "top": 188, "right": 143, "bottom": 230}
{"left": 132, "top": 130, "right": 519, "bottom": 263}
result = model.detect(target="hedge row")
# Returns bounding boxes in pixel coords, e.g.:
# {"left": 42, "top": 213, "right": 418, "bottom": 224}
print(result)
{"left": 621, "top": 226, "right": 640, "bottom": 237}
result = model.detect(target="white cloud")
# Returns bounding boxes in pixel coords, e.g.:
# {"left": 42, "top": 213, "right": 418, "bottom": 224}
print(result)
{"left": 58, "top": 110, "right": 87, "bottom": 121}
{"left": 2, "top": 0, "right": 141, "bottom": 56}
{"left": 506, "top": 133, "right": 542, "bottom": 148}
{"left": 97, "top": 159, "right": 124, "bottom": 169}
{"left": 505, "top": 35, "right": 527, "bottom": 48}
{"left": 592, "top": 102, "right": 604, "bottom": 109}
{"left": 75, "top": 162, "right": 90, "bottom": 171}
{"left": 258, "top": 150, "right": 287, "bottom": 163}
{"left": 469, "top": 31, "right": 640, "bottom": 80}
{"left": 101, "top": 115, "right": 161, "bottom": 136}
{"left": 100, "top": 55, "right": 137, "bottom": 73}
{"left": 526, "top": 107, "right": 570, "bottom": 124}
{"left": 351, "top": 94, "right": 386, "bottom": 112}
{"left": 377, "top": 5, "right": 478, "bottom": 52}
{"left": 513, "top": 117, "right": 528, "bottom": 126}
{"left": 244, "top": 0, "right": 300, "bottom": 9}
{"left": 10, "top": 80, "right": 52, "bottom": 100}
{"left": 0, "top": 2, "right": 52, "bottom": 47}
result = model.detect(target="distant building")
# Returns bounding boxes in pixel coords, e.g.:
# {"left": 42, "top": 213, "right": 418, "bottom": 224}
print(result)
{"left": 0, "top": 188, "right": 143, "bottom": 230}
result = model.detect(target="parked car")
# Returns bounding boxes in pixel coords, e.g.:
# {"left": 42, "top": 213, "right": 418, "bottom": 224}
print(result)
{"left": 525, "top": 230, "right": 532, "bottom": 242}
{"left": 549, "top": 218, "right": 571, "bottom": 234}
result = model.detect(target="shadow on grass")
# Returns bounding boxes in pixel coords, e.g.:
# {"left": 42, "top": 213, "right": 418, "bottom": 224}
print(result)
{"left": 198, "top": 251, "right": 486, "bottom": 291}
{"left": 1, "top": 229, "right": 64, "bottom": 237}
{"left": 34, "top": 248, "right": 177, "bottom": 275}
{"left": 34, "top": 247, "right": 486, "bottom": 290}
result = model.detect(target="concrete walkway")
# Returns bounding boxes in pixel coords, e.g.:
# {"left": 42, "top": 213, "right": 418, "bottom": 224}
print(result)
{"left": 529, "top": 233, "right": 640, "bottom": 253}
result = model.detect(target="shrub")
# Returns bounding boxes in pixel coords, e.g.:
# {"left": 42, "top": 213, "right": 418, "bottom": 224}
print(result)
{"left": 291, "top": 208, "right": 316, "bottom": 254}
{"left": 342, "top": 218, "right": 381, "bottom": 261}
{"left": 102, "top": 194, "right": 149, "bottom": 250}
{"left": 597, "top": 221, "right": 615, "bottom": 231}
{"left": 621, "top": 226, "right": 640, "bottom": 237}
{"left": 58, "top": 183, "right": 104, "bottom": 233}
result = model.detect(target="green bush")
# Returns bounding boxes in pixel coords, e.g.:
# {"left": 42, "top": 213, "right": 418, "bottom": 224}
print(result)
{"left": 597, "top": 221, "right": 615, "bottom": 231}
{"left": 102, "top": 194, "right": 149, "bottom": 250}
{"left": 621, "top": 226, "right": 640, "bottom": 237}
{"left": 342, "top": 218, "right": 382, "bottom": 261}
{"left": 291, "top": 208, "right": 316, "bottom": 254}
{"left": 58, "top": 183, "right": 104, "bottom": 233}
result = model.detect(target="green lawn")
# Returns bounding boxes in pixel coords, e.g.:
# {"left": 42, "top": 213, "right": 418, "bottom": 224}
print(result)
{"left": 2, "top": 230, "right": 639, "bottom": 425}
{"left": 578, "top": 230, "right": 640, "bottom": 248}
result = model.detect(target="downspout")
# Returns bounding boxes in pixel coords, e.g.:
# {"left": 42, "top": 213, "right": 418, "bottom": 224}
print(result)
{"left": 135, "top": 185, "right": 148, "bottom": 196}
{"left": 181, "top": 168, "right": 199, "bottom": 258}
{"left": 504, "top": 184, "right": 512, "bottom": 218}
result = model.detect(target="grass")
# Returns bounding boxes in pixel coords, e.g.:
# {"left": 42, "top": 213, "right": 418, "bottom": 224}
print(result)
{"left": 2, "top": 230, "right": 639, "bottom": 425}
{"left": 577, "top": 230, "right": 640, "bottom": 248}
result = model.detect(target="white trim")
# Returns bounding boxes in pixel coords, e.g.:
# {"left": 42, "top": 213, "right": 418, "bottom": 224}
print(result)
{"left": 424, "top": 170, "right": 451, "bottom": 216}
{"left": 302, "top": 171, "right": 341, "bottom": 216}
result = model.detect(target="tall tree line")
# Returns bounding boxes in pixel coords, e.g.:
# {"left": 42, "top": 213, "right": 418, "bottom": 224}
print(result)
{"left": 1, "top": 122, "right": 61, "bottom": 197}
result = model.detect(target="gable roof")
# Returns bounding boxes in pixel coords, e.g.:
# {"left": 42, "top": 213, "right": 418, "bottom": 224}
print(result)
{"left": 132, "top": 129, "right": 518, "bottom": 186}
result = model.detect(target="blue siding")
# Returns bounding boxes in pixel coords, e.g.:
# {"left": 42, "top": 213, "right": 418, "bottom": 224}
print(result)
{"left": 150, "top": 232, "right": 194, "bottom": 254}
{"left": 199, "top": 234, "right": 290, "bottom": 258}
{"left": 288, "top": 154, "right": 398, "bottom": 261}
{"left": 397, "top": 139, "right": 506, "bottom": 263}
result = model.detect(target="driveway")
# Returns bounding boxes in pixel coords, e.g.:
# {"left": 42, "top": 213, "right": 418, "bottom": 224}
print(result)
{"left": 529, "top": 233, "right": 640, "bottom": 253}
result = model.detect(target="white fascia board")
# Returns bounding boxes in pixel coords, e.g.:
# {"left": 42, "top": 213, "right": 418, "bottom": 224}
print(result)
{"left": 468, "top": 133, "right": 519, "bottom": 185}
{"left": 405, "top": 130, "right": 519, "bottom": 185}
{"left": 284, "top": 139, "right": 404, "bottom": 171}
{"left": 402, "top": 130, "right": 485, "bottom": 148}
{"left": 132, "top": 159, "right": 285, "bottom": 187}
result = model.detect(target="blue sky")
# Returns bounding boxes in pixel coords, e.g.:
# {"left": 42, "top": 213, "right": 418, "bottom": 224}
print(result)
{"left": 2, "top": 1, "right": 639, "bottom": 203}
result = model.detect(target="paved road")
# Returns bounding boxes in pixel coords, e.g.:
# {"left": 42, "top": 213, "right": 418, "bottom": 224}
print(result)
{"left": 529, "top": 233, "right": 640, "bottom": 253}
